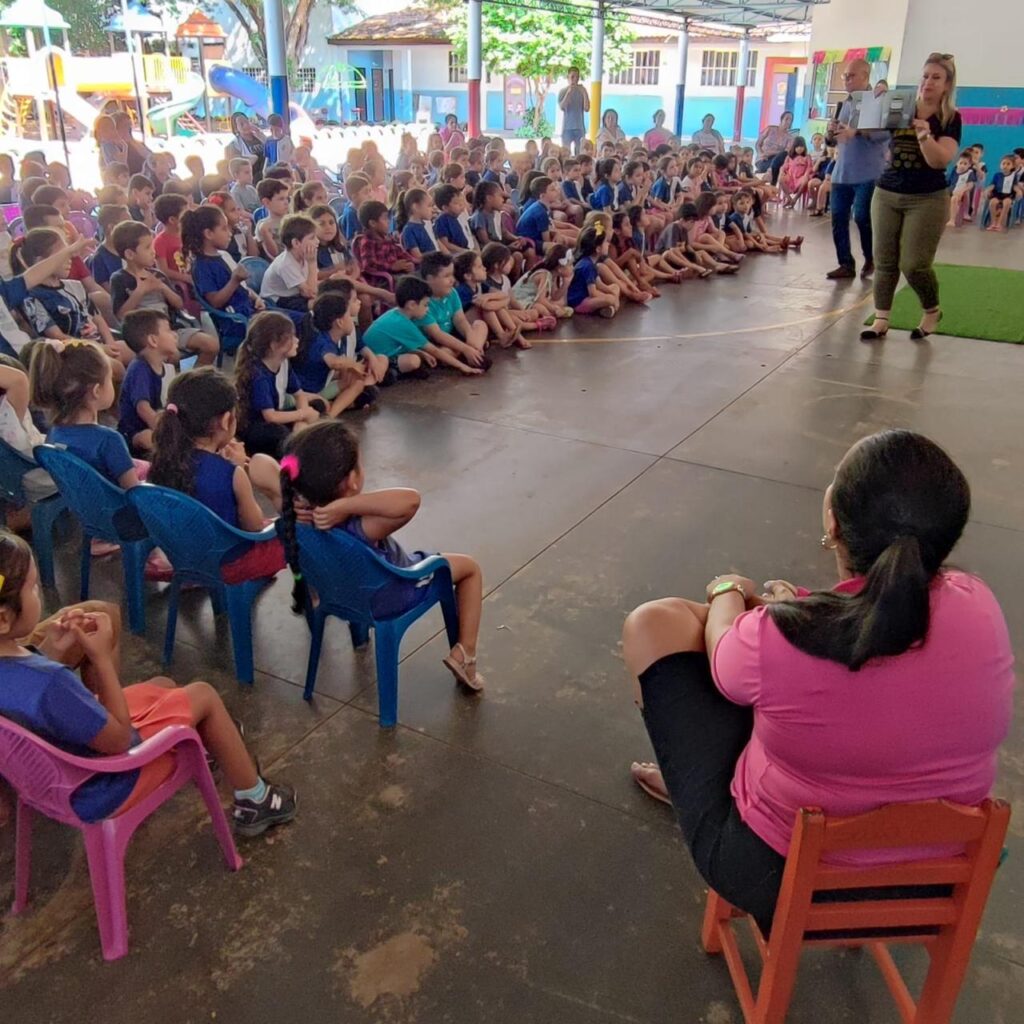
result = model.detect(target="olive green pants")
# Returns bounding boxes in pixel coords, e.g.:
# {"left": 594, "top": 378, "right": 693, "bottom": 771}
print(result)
{"left": 870, "top": 187, "right": 948, "bottom": 312}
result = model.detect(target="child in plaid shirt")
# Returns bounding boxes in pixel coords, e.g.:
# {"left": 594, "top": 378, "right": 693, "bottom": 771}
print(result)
{"left": 352, "top": 201, "right": 415, "bottom": 283}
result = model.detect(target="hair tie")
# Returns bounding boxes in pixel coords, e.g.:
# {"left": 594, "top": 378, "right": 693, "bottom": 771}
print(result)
{"left": 208, "top": 194, "right": 225, "bottom": 206}
{"left": 165, "top": 403, "right": 178, "bottom": 414}
{"left": 280, "top": 454, "right": 300, "bottom": 480}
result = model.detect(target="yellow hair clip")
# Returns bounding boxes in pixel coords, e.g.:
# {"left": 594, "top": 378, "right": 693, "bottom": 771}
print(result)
{"left": 0, "top": 573, "right": 5, "bottom": 595}
{"left": 62, "top": 338, "right": 90, "bottom": 348}
{"left": 593, "top": 222, "right": 605, "bottom": 237}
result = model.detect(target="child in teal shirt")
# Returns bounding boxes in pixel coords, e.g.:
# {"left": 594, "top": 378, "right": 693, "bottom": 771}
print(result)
{"left": 418, "top": 252, "right": 490, "bottom": 368}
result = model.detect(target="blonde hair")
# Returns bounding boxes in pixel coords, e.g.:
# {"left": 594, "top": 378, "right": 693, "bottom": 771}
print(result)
{"left": 923, "top": 52, "right": 958, "bottom": 128}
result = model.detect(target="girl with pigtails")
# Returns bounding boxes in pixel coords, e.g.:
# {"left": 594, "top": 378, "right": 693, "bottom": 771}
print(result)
{"left": 276, "top": 421, "right": 487, "bottom": 692}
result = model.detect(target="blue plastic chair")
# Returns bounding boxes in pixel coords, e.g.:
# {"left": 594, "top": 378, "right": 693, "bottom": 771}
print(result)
{"left": 0, "top": 439, "right": 66, "bottom": 588}
{"left": 329, "top": 196, "right": 346, "bottom": 220}
{"left": 240, "top": 256, "right": 271, "bottom": 294}
{"left": 285, "top": 523, "right": 459, "bottom": 725}
{"left": 196, "top": 297, "right": 248, "bottom": 365}
{"left": 128, "top": 485, "right": 279, "bottom": 685}
{"left": 33, "top": 445, "right": 153, "bottom": 635}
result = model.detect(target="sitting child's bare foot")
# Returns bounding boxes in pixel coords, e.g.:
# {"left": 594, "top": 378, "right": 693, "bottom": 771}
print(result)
{"left": 630, "top": 762, "right": 671, "bottom": 805}
{"left": 443, "top": 643, "right": 485, "bottom": 692}
{"left": 514, "top": 332, "right": 532, "bottom": 349}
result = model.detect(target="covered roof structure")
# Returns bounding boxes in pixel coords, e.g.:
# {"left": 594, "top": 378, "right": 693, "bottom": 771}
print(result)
{"left": 604, "top": 1, "right": 826, "bottom": 30}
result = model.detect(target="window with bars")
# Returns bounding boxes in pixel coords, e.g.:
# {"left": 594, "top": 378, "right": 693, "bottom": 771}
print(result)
{"left": 242, "top": 66, "right": 268, "bottom": 86}
{"left": 448, "top": 50, "right": 467, "bottom": 84}
{"left": 293, "top": 67, "right": 316, "bottom": 93}
{"left": 700, "top": 49, "right": 759, "bottom": 88}
{"left": 608, "top": 49, "right": 661, "bottom": 86}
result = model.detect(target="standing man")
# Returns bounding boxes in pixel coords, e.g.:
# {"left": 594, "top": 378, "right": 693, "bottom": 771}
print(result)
{"left": 558, "top": 67, "right": 590, "bottom": 156}
{"left": 825, "top": 59, "right": 889, "bottom": 280}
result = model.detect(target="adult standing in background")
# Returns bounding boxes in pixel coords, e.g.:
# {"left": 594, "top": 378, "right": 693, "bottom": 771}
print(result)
{"left": 824, "top": 59, "right": 889, "bottom": 280}
{"left": 558, "top": 68, "right": 590, "bottom": 155}
{"left": 691, "top": 114, "right": 725, "bottom": 155}
{"left": 755, "top": 111, "right": 796, "bottom": 184}
{"left": 861, "top": 53, "right": 962, "bottom": 341}
{"left": 111, "top": 111, "right": 152, "bottom": 176}
{"left": 227, "top": 113, "right": 267, "bottom": 180}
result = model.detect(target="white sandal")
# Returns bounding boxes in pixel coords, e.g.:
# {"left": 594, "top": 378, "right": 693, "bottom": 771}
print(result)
{"left": 443, "top": 643, "right": 485, "bottom": 692}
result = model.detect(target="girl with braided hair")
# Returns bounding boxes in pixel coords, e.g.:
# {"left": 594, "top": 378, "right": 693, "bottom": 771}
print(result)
{"left": 277, "top": 421, "right": 486, "bottom": 692}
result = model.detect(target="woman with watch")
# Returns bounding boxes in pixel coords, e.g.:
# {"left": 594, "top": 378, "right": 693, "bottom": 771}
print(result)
{"left": 862, "top": 53, "right": 962, "bottom": 342}
{"left": 622, "top": 430, "right": 1013, "bottom": 937}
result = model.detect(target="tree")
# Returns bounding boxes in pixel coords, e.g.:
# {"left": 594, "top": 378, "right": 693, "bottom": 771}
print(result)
{"left": 215, "top": 0, "right": 356, "bottom": 68}
{"left": 0, "top": 0, "right": 119, "bottom": 55}
{"left": 437, "top": 0, "right": 635, "bottom": 133}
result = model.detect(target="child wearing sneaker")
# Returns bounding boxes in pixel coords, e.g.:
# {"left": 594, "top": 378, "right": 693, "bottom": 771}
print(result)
{"left": 0, "top": 532, "right": 296, "bottom": 837}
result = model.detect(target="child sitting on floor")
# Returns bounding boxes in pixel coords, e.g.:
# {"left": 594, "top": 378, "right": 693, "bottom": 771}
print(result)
{"left": 235, "top": 310, "right": 322, "bottom": 458}
{"left": 419, "top": 252, "right": 490, "bottom": 367}
{"left": 362, "top": 275, "right": 481, "bottom": 378}
{"left": 567, "top": 224, "right": 620, "bottom": 318}
{"left": 454, "top": 250, "right": 525, "bottom": 348}
{"left": 278, "top": 420, "right": 487, "bottom": 691}
{"left": 480, "top": 243, "right": 554, "bottom": 340}
{"left": 0, "top": 532, "right": 295, "bottom": 836}
{"left": 510, "top": 244, "right": 574, "bottom": 321}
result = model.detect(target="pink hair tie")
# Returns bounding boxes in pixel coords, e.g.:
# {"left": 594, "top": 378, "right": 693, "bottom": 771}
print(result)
{"left": 165, "top": 403, "right": 178, "bottom": 413}
{"left": 280, "top": 454, "right": 300, "bottom": 480}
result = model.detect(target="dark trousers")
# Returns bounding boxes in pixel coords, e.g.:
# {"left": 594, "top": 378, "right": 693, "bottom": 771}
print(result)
{"left": 830, "top": 181, "right": 875, "bottom": 269}
{"left": 242, "top": 421, "right": 290, "bottom": 459}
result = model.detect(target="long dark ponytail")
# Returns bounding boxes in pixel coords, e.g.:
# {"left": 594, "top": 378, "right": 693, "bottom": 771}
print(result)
{"left": 279, "top": 421, "right": 359, "bottom": 612}
{"left": 769, "top": 430, "right": 970, "bottom": 670}
{"left": 395, "top": 187, "right": 427, "bottom": 233}
{"left": 181, "top": 205, "right": 226, "bottom": 263}
{"left": 235, "top": 311, "right": 296, "bottom": 431}
{"left": 150, "top": 369, "right": 238, "bottom": 495}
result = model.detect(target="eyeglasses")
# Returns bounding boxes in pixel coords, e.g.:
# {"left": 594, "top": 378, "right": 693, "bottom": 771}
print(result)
{"left": 926, "top": 52, "right": 955, "bottom": 63}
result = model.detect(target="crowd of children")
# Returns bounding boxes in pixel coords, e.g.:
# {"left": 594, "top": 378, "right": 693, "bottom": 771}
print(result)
{"left": 945, "top": 144, "right": 1024, "bottom": 231}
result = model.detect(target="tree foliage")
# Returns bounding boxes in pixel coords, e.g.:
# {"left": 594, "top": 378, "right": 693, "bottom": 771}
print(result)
{"left": 0, "top": 0, "right": 120, "bottom": 55}
{"left": 437, "top": 0, "right": 635, "bottom": 132}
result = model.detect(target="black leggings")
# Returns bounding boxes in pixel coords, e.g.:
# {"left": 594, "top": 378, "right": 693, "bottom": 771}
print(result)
{"left": 640, "top": 652, "right": 950, "bottom": 938}
{"left": 640, "top": 652, "right": 785, "bottom": 935}
{"left": 242, "top": 421, "right": 290, "bottom": 458}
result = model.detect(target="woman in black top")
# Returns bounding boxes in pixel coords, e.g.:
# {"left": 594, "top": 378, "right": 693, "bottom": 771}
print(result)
{"left": 862, "top": 53, "right": 962, "bottom": 341}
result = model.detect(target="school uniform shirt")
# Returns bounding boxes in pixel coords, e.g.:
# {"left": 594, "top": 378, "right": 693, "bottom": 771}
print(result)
{"left": 118, "top": 357, "right": 167, "bottom": 444}
{"left": 482, "top": 274, "right": 511, "bottom": 297}
{"left": 88, "top": 245, "right": 123, "bottom": 289}
{"left": 567, "top": 256, "right": 599, "bottom": 308}
{"left": 129, "top": 204, "right": 148, "bottom": 223}
{"left": 192, "top": 449, "right": 241, "bottom": 528}
{"left": 562, "top": 180, "right": 584, "bottom": 204}
{"left": 316, "top": 244, "right": 348, "bottom": 270}
{"left": 468, "top": 209, "right": 501, "bottom": 244}
{"left": 515, "top": 201, "right": 550, "bottom": 247}
{"left": 434, "top": 212, "right": 471, "bottom": 250}
{"left": 465, "top": 170, "right": 481, "bottom": 188}
{"left": 456, "top": 210, "right": 478, "bottom": 250}
{"left": 362, "top": 308, "right": 430, "bottom": 359}
{"left": 261, "top": 250, "right": 309, "bottom": 300}
{"left": 650, "top": 177, "right": 672, "bottom": 203}
{"left": 616, "top": 181, "right": 637, "bottom": 207}
{"left": 191, "top": 253, "right": 255, "bottom": 316}
{"left": 726, "top": 210, "right": 755, "bottom": 235}
{"left": 656, "top": 222, "right": 689, "bottom": 254}
{"left": 22, "top": 279, "right": 92, "bottom": 338}
{"left": 482, "top": 168, "right": 505, "bottom": 187}
{"left": 590, "top": 183, "right": 618, "bottom": 211}
{"left": 292, "top": 330, "right": 342, "bottom": 393}
{"left": 340, "top": 202, "right": 361, "bottom": 241}
{"left": 991, "top": 171, "right": 1016, "bottom": 197}
{"left": 248, "top": 359, "right": 300, "bottom": 419}
{"left": 0, "top": 652, "right": 140, "bottom": 821}
{"left": 0, "top": 276, "right": 31, "bottom": 358}
{"left": 47, "top": 423, "right": 134, "bottom": 483}
{"left": 400, "top": 221, "right": 438, "bottom": 256}
{"left": 947, "top": 166, "right": 977, "bottom": 191}
{"left": 454, "top": 281, "right": 477, "bottom": 311}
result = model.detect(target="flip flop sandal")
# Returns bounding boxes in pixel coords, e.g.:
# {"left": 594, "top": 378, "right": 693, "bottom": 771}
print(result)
{"left": 630, "top": 762, "right": 672, "bottom": 806}
{"left": 535, "top": 315, "right": 558, "bottom": 331}
{"left": 443, "top": 643, "right": 485, "bottom": 693}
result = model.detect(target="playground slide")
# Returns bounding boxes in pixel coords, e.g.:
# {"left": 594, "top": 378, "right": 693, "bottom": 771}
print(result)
{"left": 208, "top": 65, "right": 316, "bottom": 134}
{"left": 51, "top": 85, "right": 104, "bottom": 135}
{"left": 148, "top": 72, "right": 206, "bottom": 135}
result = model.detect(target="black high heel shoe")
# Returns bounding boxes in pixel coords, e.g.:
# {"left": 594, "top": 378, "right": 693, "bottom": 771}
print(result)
{"left": 910, "top": 310, "right": 942, "bottom": 340}
{"left": 860, "top": 317, "right": 890, "bottom": 341}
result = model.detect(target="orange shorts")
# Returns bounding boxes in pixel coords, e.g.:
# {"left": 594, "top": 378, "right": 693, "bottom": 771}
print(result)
{"left": 115, "top": 683, "right": 195, "bottom": 815}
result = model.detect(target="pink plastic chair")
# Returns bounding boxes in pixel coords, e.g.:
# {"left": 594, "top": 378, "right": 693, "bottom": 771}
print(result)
{"left": 1, "top": 715, "right": 243, "bottom": 960}
{"left": 67, "top": 211, "right": 98, "bottom": 240}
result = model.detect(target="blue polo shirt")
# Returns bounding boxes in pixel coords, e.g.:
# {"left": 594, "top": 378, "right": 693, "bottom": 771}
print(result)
{"left": 590, "top": 183, "right": 617, "bottom": 211}
{"left": 616, "top": 181, "right": 637, "bottom": 207}
{"left": 118, "top": 358, "right": 167, "bottom": 445}
{"left": 567, "top": 257, "right": 599, "bottom": 308}
{"left": 292, "top": 330, "right": 342, "bottom": 393}
{"left": 47, "top": 423, "right": 135, "bottom": 484}
{"left": 400, "top": 221, "right": 437, "bottom": 255}
{"left": 340, "top": 203, "right": 361, "bottom": 240}
{"left": 191, "top": 254, "right": 255, "bottom": 316}
{"left": 434, "top": 212, "right": 470, "bottom": 249}
{"left": 650, "top": 177, "right": 671, "bottom": 203}
{"left": 562, "top": 180, "right": 584, "bottom": 203}
{"left": 248, "top": 360, "right": 300, "bottom": 416}
{"left": 515, "top": 201, "right": 550, "bottom": 247}
{"left": 88, "top": 245, "right": 124, "bottom": 288}
{"left": 0, "top": 652, "right": 139, "bottom": 822}
{"left": 0, "top": 276, "right": 29, "bottom": 358}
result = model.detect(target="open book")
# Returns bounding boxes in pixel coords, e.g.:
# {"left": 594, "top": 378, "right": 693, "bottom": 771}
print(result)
{"left": 847, "top": 88, "right": 918, "bottom": 132}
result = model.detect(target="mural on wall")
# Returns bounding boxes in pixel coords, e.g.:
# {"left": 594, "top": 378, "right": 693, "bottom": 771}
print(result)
{"left": 504, "top": 74, "right": 527, "bottom": 131}
{"left": 809, "top": 46, "right": 891, "bottom": 121}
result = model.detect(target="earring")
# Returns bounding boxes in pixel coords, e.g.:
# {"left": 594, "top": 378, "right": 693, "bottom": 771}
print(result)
{"left": 821, "top": 533, "right": 837, "bottom": 551}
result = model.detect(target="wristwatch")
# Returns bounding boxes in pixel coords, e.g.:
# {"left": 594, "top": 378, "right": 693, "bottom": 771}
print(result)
{"left": 709, "top": 580, "right": 747, "bottom": 601}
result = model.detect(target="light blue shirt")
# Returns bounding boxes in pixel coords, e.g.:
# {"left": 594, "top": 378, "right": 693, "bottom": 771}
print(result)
{"left": 831, "top": 97, "right": 889, "bottom": 186}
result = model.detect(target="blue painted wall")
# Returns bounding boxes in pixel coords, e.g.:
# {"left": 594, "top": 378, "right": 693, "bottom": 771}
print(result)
{"left": 913, "top": 86, "right": 1024, "bottom": 171}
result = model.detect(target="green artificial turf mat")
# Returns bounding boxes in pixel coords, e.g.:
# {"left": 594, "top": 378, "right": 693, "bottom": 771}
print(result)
{"left": 864, "top": 263, "right": 1024, "bottom": 343}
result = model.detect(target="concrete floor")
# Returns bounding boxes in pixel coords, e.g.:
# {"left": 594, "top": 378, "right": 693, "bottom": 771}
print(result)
{"left": 2, "top": 213, "right": 1022, "bottom": 1023}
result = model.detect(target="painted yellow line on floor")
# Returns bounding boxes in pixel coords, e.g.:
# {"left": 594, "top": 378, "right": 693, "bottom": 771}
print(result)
{"left": 529, "top": 295, "right": 873, "bottom": 344}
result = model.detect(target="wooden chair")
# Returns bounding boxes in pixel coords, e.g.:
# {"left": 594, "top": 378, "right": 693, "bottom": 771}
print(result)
{"left": 701, "top": 799, "right": 1010, "bottom": 1024}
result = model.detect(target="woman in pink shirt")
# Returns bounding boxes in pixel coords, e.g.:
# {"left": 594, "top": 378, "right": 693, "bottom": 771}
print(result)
{"left": 622, "top": 430, "right": 1014, "bottom": 937}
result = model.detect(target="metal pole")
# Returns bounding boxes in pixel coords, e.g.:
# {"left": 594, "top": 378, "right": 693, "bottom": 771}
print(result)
{"left": 122, "top": 0, "right": 148, "bottom": 139}
{"left": 198, "top": 40, "right": 212, "bottom": 132}
{"left": 674, "top": 18, "right": 688, "bottom": 139}
{"left": 263, "top": 0, "right": 290, "bottom": 126}
{"left": 41, "top": 17, "right": 72, "bottom": 175}
{"left": 467, "top": 0, "right": 482, "bottom": 136}
{"left": 589, "top": 1, "right": 604, "bottom": 145}
{"left": 734, "top": 29, "right": 750, "bottom": 143}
